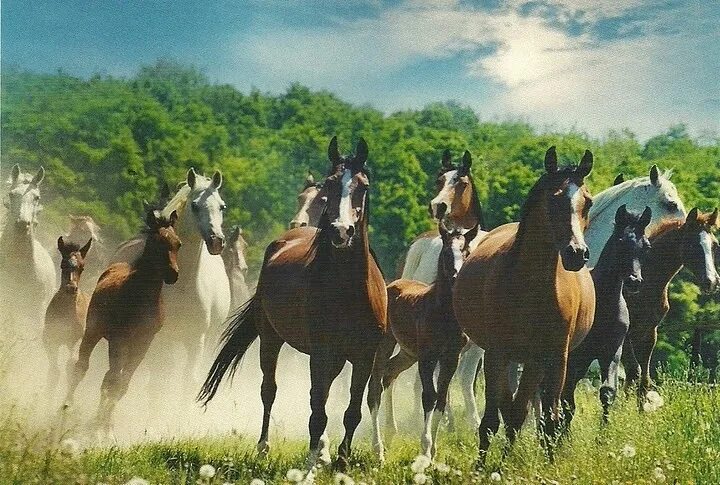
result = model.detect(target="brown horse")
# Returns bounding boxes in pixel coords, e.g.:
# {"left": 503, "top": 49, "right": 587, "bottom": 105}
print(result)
{"left": 63, "top": 209, "right": 181, "bottom": 436}
{"left": 368, "top": 222, "right": 478, "bottom": 460}
{"left": 454, "top": 147, "right": 596, "bottom": 464}
{"left": 200, "top": 137, "right": 387, "bottom": 471}
{"left": 43, "top": 236, "right": 92, "bottom": 397}
{"left": 289, "top": 171, "right": 324, "bottom": 229}
{"left": 623, "top": 208, "right": 720, "bottom": 405}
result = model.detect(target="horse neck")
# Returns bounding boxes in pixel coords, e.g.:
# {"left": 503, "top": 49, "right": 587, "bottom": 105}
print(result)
{"left": 0, "top": 223, "right": 36, "bottom": 261}
{"left": 645, "top": 227, "right": 684, "bottom": 291}
{"left": 432, "top": 267, "right": 455, "bottom": 307}
{"left": 591, "top": 236, "right": 625, "bottom": 302}
{"left": 131, "top": 241, "right": 167, "bottom": 296}
{"left": 513, "top": 199, "right": 560, "bottom": 278}
{"left": 176, "top": 205, "right": 204, "bottom": 275}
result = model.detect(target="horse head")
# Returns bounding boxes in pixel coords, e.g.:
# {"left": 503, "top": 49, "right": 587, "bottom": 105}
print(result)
{"left": 681, "top": 207, "right": 720, "bottom": 293}
{"left": 146, "top": 209, "right": 182, "bottom": 284}
{"left": 611, "top": 204, "right": 652, "bottom": 293}
{"left": 438, "top": 221, "right": 479, "bottom": 284}
{"left": 185, "top": 168, "right": 226, "bottom": 255}
{"left": 429, "top": 150, "right": 482, "bottom": 230}
{"left": 4, "top": 165, "right": 45, "bottom": 235}
{"left": 57, "top": 236, "right": 92, "bottom": 294}
{"left": 290, "top": 171, "right": 324, "bottom": 229}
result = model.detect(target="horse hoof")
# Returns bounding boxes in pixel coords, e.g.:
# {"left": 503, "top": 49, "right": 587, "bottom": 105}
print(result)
{"left": 334, "top": 455, "right": 349, "bottom": 472}
{"left": 256, "top": 441, "right": 270, "bottom": 456}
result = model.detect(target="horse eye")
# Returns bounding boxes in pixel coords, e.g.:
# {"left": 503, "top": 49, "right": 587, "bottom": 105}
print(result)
{"left": 220, "top": 204, "right": 227, "bottom": 212}
{"left": 191, "top": 202, "right": 199, "bottom": 211}
{"left": 35, "top": 195, "right": 41, "bottom": 201}
{"left": 666, "top": 200, "right": 678, "bottom": 211}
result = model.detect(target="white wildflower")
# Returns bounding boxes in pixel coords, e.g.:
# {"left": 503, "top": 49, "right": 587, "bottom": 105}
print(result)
{"left": 334, "top": 472, "right": 355, "bottom": 485}
{"left": 646, "top": 391, "right": 664, "bottom": 407}
{"left": 620, "top": 444, "right": 636, "bottom": 458}
{"left": 59, "top": 438, "right": 80, "bottom": 457}
{"left": 250, "top": 480, "right": 265, "bottom": 485}
{"left": 411, "top": 454, "right": 431, "bottom": 473}
{"left": 490, "top": 471, "right": 502, "bottom": 482}
{"left": 286, "top": 469, "right": 305, "bottom": 483}
{"left": 434, "top": 463, "right": 451, "bottom": 474}
{"left": 199, "top": 464, "right": 216, "bottom": 479}
{"left": 413, "top": 472, "right": 428, "bottom": 484}
{"left": 124, "top": 478, "right": 149, "bottom": 485}
{"left": 653, "top": 466, "right": 666, "bottom": 482}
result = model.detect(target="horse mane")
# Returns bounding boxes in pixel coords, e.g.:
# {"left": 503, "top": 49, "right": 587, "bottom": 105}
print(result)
{"left": 647, "top": 217, "right": 684, "bottom": 240}
{"left": 515, "top": 167, "right": 577, "bottom": 243}
{"left": 589, "top": 170, "right": 675, "bottom": 225}
{"left": 469, "top": 178, "right": 487, "bottom": 230}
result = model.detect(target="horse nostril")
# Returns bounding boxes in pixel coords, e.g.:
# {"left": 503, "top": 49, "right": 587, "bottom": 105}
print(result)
{"left": 300, "top": 222, "right": 308, "bottom": 227}
{"left": 437, "top": 203, "right": 447, "bottom": 219}
{"left": 347, "top": 225, "right": 355, "bottom": 238}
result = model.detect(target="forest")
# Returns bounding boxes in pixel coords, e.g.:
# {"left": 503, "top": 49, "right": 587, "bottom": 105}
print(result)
{"left": 2, "top": 59, "right": 719, "bottom": 376}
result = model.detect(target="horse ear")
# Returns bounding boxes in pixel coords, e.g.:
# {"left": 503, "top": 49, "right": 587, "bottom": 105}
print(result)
{"left": 354, "top": 137, "right": 369, "bottom": 169}
{"left": 304, "top": 172, "right": 315, "bottom": 189}
{"left": 439, "top": 222, "right": 451, "bottom": 244}
{"left": 685, "top": 207, "right": 699, "bottom": 227}
{"left": 187, "top": 168, "right": 197, "bottom": 189}
{"left": 10, "top": 164, "right": 21, "bottom": 186}
{"left": 463, "top": 223, "right": 479, "bottom": 250}
{"left": 613, "top": 173, "right": 624, "bottom": 186}
{"left": 160, "top": 181, "right": 171, "bottom": 201}
{"left": 328, "top": 136, "right": 341, "bottom": 167}
{"left": 146, "top": 209, "right": 159, "bottom": 229}
{"left": 615, "top": 204, "right": 629, "bottom": 225}
{"left": 459, "top": 150, "right": 472, "bottom": 175}
{"left": 142, "top": 200, "right": 151, "bottom": 213}
{"left": 212, "top": 170, "right": 223, "bottom": 189}
{"left": 31, "top": 166, "right": 45, "bottom": 186}
{"left": 442, "top": 149, "right": 453, "bottom": 169}
{"left": 544, "top": 146, "right": 558, "bottom": 173}
{"left": 57, "top": 236, "right": 65, "bottom": 252}
{"left": 80, "top": 238, "right": 92, "bottom": 258}
{"left": 577, "top": 150, "right": 593, "bottom": 178}
{"left": 649, "top": 165, "right": 661, "bottom": 186}
{"left": 708, "top": 208, "right": 719, "bottom": 228}
{"left": 169, "top": 210, "right": 179, "bottom": 228}
{"left": 639, "top": 206, "right": 652, "bottom": 229}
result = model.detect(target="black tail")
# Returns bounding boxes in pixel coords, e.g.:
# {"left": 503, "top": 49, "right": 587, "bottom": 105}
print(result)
{"left": 197, "top": 296, "right": 261, "bottom": 405}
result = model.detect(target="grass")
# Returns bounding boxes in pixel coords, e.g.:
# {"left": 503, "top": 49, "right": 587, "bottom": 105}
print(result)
{"left": 1, "top": 374, "right": 719, "bottom": 485}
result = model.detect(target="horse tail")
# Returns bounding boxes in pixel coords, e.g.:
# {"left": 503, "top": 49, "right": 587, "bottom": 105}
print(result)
{"left": 198, "top": 295, "right": 261, "bottom": 405}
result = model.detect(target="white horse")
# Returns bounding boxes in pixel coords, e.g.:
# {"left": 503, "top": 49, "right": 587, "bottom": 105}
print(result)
{"left": 221, "top": 224, "right": 252, "bottom": 311}
{"left": 399, "top": 163, "right": 687, "bottom": 431}
{"left": 0, "top": 165, "right": 56, "bottom": 334}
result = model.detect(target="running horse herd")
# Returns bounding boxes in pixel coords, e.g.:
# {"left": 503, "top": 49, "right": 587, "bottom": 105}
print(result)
{"left": 1, "top": 137, "right": 718, "bottom": 471}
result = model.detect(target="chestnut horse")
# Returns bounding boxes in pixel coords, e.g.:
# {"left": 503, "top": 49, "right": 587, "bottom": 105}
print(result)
{"left": 623, "top": 208, "right": 720, "bottom": 405}
{"left": 561, "top": 205, "right": 652, "bottom": 428}
{"left": 200, "top": 137, "right": 387, "bottom": 471}
{"left": 368, "top": 222, "right": 478, "bottom": 460}
{"left": 454, "top": 147, "right": 596, "bottom": 463}
{"left": 64, "top": 209, "right": 181, "bottom": 436}
{"left": 43, "top": 236, "right": 92, "bottom": 397}
{"left": 289, "top": 172, "right": 324, "bottom": 229}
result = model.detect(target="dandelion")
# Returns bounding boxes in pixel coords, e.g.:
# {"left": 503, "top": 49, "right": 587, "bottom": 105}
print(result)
{"left": 413, "top": 472, "right": 428, "bottom": 484}
{"left": 59, "top": 438, "right": 80, "bottom": 457}
{"left": 199, "top": 464, "right": 216, "bottom": 480}
{"left": 250, "top": 480, "right": 265, "bottom": 485}
{"left": 334, "top": 472, "right": 355, "bottom": 485}
{"left": 410, "top": 455, "right": 431, "bottom": 473}
{"left": 434, "top": 463, "right": 451, "bottom": 474}
{"left": 490, "top": 471, "right": 502, "bottom": 482}
{"left": 653, "top": 467, "right": 666, "bottom": 482}
{"left": 620, "top": 444, "right": 636, "bottom": 458}
{"left": 124, "top": 478, "right": 149, "bottom": 485}
{"left": 286, "top": 469, "right": 305, "bottom": 483}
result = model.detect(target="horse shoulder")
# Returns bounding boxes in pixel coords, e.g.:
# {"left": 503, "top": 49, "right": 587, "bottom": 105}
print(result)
{"left": 559, "top": 267, "right": 596, "bottom": 347}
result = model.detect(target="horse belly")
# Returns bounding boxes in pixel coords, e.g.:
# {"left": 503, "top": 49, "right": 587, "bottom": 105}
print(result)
{"left": 260, "top": 265, "right": 311, "bottom": 354}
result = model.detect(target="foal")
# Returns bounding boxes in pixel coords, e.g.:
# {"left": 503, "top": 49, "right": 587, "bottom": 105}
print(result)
{"left": 43, "top": 236, "right": 92, "bottom": 397}
{"left": 64, "top": 209, "right": 181, "bottom": 435}
{"left": 561, "top": 205, "right": 651, "bottom": 428}
{"left": 369, "top": 222, "right": 478, "bottom": 459}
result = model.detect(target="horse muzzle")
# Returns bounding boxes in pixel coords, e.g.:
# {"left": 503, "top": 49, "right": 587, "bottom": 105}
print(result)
{"left": 560, "top": 243, "right": 589, "bottom": 272}
{"left": 205, "top": 235, "right": 225, "bottom": 255}
{"left": 429, "top": 201, "right": 447, "bottom": 221}
{"left": 289, "top": 220, "right": 308, "bottom": 229}
{"left": 165, "top": 268, "right": 179, "bottom": 284}
{"left": 624, "top": 274, "right": 643, "bottom": 294}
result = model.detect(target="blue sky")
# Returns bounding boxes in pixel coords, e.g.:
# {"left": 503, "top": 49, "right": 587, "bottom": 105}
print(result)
{"left": 2, "top": 0, "right": 718, "bottom": 139}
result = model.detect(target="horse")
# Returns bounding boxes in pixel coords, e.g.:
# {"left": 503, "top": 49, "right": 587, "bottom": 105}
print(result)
{"left": 368, "top": 222, "right": 478, "bottom": 460}
{"left": 561, "top": 204, "right": 652, "bottom": 429}
{"left": 65, "top": 215, "right": 105, "bottom": 292}
{"left": 222, "top": 225, "right": 251, "bottom": 311}
{"left": 289, "top": 171, "right": 324, "bottom": 229}
{"left": 199, "top": 137, "right": 387, "bottom": 471}
{"left": 63, "top": 209, "right": 181, "bottom": 436}
{"left": 0, "top": 165, "right": 56, "bottom": 333}
{"left": 623, "top": 208, "right": 720, "bottom": 406}
{"left": 454, "top": 147, "right": 596, "bottom": 464}
{"left": 112, "top": 169, "right": 230, "bottom": 397}
{"left": 42, "top": 236, "right": 92, "bottom": 399}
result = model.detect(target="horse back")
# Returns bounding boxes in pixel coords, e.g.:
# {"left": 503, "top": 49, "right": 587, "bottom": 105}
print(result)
{"left": 387, "top": 279, "right": 430, "bottom": 355}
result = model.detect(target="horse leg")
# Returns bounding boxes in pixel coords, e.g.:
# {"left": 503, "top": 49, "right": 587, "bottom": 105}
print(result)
{"left": 308, "top": 351, "right": 345, "bottom": 470}
{"left": 381, "top": 349, "right": 417, "bottom": 443}
{"left": 64, "top": 323, "right": 103, "bottom": 408}
{"left": 506, "top": 362, "right": 544, "bottom": 449}
{"left": 599, "top": 345, "right": 623, "bottom": 424}
{"left": 457, "top": 343, "right": 484, "bottom": 429}
{"left": 537, "top": 345, "right": 570, "bottom": 462}
{"left": 95, "top": 334, "right": 127, "bottom": 439}
{"left": 477, "top": 350, "right": 505, "bottom": 468}
{"left": 337, "top": 349, "right": 376, "bottom": 470}
{"left": 257, "top": 329, "right": 284, "bottom": 455}
{"left": 621, "top": 336, "right": 641, "bottom": 391}
{"left": 367, "top": 332, "right": 397, "bottom": 462}
{"left": 633, "top": 327, "right": 658, "bottom": 409}
{"left": 418, "top": 354, "right": 439, "bottom": 459}
{"left": 560, "top": 354, "right": 589, "bottom": 434}
{"left": 431, "top": 348, "right": 462, "bottom": 459}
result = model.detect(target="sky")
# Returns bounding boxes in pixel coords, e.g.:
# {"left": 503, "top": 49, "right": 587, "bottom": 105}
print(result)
{"left": 2, "top": 0, "right": 718, "bottom": 139}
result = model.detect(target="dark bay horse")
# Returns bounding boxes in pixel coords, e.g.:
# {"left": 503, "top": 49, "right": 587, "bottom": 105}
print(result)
{"left": 368, "top": 222, "right": 478, "bottom": 460}
{"left": 200, "top": 137, "right": 387, "bottom": 471}
{"left": 64, "top": 209, "right": 181, "bottom": 436}
{"left": 623, "top": 208, "right": 720, "bottom": 405}
{"left": 561, "top": 204, "right": 652, "bottom": 428}
{"left": 43, "top": 236, "right": 92, "bottom": 397}
{"left": 453, "top": 147, "right": 596, "bottom": 463}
